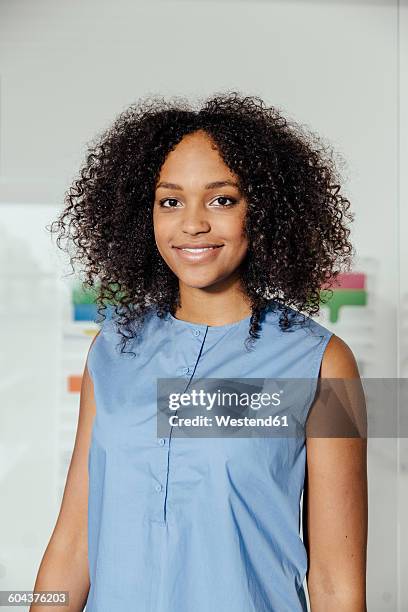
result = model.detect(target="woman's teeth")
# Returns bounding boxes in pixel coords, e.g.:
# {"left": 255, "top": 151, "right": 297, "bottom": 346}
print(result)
{"left": 181, "top": 247, "right": 218, "bottom": 253}
{"left": 174, "top": 245, "right": 223, "bottom": 262}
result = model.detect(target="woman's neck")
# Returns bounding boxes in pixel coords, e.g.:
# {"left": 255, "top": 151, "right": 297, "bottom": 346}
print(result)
{"left": 173, "top": 284, "right": 252, "bottom": 326}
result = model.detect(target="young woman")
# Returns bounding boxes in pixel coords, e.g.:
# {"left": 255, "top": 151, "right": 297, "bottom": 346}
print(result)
{"left": 32, "top": 92, "right": 367, "bottom": 611}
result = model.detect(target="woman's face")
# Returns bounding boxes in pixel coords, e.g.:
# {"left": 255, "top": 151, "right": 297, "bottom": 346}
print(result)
{"left": 153, "top": 130, "right": 248, "bottom": 290}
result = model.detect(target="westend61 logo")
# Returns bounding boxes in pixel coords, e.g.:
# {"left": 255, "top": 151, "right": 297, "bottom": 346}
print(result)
{"left": 168, "top": 388, "right": 283, "bottom": 412}
{"left": 165, "top": 387, "right": 288, "bottom": 432}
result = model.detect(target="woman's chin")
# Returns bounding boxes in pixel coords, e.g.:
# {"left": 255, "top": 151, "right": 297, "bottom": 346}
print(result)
{"left": 177, "top": 271, "right": 228, "bottom": 291}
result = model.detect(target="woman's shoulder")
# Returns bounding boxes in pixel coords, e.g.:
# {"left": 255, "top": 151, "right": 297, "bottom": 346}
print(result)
{"left": 320, "top": 333, "right": 360, "bottom": 378}
{"left": 94, "top": 305, "right": 159, "bottom": 334}
{"left": 91, "top": 305, "right": 165, "bottom": 354}
{"left": 264, "top": 300, "right": 333, "bottom": 339}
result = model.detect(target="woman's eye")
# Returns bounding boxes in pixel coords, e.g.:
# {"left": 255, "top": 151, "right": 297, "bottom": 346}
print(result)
{"left": 212, "top": 196, "right": 237, "bottom": 207}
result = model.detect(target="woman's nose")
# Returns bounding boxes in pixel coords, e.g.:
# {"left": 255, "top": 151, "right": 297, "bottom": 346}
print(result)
{"left": 180, "top": 206, "right": 211, "bottom": 233}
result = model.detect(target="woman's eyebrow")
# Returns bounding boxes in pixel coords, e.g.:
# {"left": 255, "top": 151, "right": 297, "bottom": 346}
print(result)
{"left": 156, "top": 180, "right": 239, "bottom": 191}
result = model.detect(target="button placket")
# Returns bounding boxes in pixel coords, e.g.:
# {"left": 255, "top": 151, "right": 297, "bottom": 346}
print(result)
{"left": 150, "top": 459, "right": 170, "bottom": 522}
{"left": 150, "top": 430, "right": 171, "bottom": 523}
{"left": 162, "top": 323, "right": 209, "bottom": 523}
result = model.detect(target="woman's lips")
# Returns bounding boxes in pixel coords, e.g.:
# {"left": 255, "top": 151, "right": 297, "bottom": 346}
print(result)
{"left": 172, "top": 245, "right": 224, "bottom": 263}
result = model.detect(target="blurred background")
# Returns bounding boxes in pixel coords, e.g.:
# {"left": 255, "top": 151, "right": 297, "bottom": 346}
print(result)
{"left": 0, "top": 0, "right": 406, "bottom": 610}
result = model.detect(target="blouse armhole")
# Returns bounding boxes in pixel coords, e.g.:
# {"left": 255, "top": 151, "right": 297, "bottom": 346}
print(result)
{"left": 305, "top": 331, "right": 334, "bottom": 422}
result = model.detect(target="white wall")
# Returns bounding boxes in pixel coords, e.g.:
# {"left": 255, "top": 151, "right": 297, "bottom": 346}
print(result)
{"left": 399, "top": 2, "right": 408, "bottom": 610}
{"left": 0, "top": 0, "right": 404, "bottom": 610}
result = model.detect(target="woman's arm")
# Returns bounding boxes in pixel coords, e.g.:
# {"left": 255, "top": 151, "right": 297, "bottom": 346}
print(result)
{"left": 304, "top": 335, "right": 368, "bottom": 611}
{"left": 29, "top": 333, "right": 100, "bottom": 612}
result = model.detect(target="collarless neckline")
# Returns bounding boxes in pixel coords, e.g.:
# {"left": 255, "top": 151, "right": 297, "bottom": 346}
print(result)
{"left": 165, "top": 309, "right": 253, "bottom": 333}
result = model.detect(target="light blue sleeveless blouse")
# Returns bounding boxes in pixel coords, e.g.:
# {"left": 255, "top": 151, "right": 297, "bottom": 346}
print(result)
{"left": 85, "top": 300, "right": 333, "bottom": 612}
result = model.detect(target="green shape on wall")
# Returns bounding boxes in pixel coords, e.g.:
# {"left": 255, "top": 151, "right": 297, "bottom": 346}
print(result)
{"left": 320, "top": 289, "right": 367, "bottom": 323}
{"left": 72, "top": 284, "right": 99, "bottom": 305}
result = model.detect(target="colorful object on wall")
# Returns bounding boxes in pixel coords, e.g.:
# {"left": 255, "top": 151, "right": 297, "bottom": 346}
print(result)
{"left": 68, "top": 283, "right": 113, "bottom": 393}
{"left": 67, "top": 375, "right": 82, "bottom": 393}
{"left": 72, "top": 284, "right": 99, "bottom": 321}
{"left": 72, "top": 282, "right": 116, "bottom": 322}
{"left": 320, "top": 272, "right": 367, "bottom": 323}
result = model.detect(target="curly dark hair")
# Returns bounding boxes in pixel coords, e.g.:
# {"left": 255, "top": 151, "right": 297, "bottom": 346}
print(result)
{"left": 49, "top": 91, "right": 355, "bottom": 355}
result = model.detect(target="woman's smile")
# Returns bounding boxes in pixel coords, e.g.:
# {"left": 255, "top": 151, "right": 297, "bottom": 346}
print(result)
{"left": 172, "top": 243, "right": 224, "bottom": 263}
